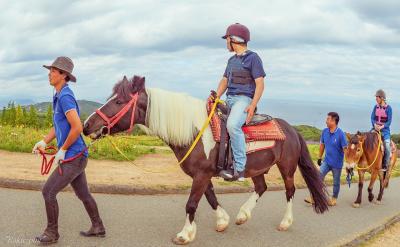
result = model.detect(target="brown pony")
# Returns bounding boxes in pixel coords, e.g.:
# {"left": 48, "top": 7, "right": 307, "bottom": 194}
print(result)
{"left": 344, "top": 131, "right": 397, "bottom": 208}
{"left": 83, "top": 76, "right": 329, "bottom": 245}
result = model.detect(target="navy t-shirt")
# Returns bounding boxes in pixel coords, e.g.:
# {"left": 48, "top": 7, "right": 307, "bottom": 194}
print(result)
{"left": 223, "top": 50, "right": 266, "bottom": 79}
{"left": 223, "top": 50, "right": 266, "bottom": 98}
{"left": 320, "top": 127, "right": 348, "bottom": 168}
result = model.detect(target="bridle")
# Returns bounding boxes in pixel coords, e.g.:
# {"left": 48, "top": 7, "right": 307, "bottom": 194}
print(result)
{"left": 95, "top": 93, "right": 139, "bottom": 135}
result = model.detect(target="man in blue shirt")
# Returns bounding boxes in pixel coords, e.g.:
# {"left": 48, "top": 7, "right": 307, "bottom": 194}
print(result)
{"left": 32, "top": 57, "right": 105, "bottom": 244}
{"left": 371, "top": 89, "right": 392, "bottom": 172}
{"left": 305, "top": 112, "right": 347, "bottom": 206}
{"left": 216, "top": 23, "right": 266, "bottom": 182}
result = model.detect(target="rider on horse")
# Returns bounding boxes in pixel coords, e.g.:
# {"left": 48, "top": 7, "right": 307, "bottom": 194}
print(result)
{"left": 371, "top": 89, "right": 392, "bottom": 172}
{"left": 215, "top": 23, "right": 266, "bottom": 181}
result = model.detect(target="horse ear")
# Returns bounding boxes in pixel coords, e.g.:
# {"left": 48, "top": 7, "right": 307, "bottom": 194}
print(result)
{"left": 132, "top": 75, "right": 145, "bottom": 92}
{"left": 122, "top": 75, "right": 129, "bottom": 83}
{"left": 356, "top": 131, "right": 362, "bottom": 136}
{"left": 345, "top": 132, "right": 351, "bottom": 141}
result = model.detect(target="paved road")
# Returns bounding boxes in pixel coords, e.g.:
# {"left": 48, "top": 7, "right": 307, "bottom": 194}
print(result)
{"left": 0, "top": 179, "right": 399, "bottom": 247}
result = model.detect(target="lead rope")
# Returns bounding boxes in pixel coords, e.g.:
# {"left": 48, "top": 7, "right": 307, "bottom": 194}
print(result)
{"left": 104, "top": 97, "right": 223, "bottom": 169}
{"left": 177, "top": 97, "right": 223, "bottom": 166}
{"left": 355, "top": 131, "right": 382, "bottom": 171}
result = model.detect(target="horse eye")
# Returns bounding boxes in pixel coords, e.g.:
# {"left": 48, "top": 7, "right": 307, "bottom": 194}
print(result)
{"left": 357, "top": 149, "right": 361, "bottom": 152}
{"left": 116, "top": 100, "right": 123, "bottom": 105}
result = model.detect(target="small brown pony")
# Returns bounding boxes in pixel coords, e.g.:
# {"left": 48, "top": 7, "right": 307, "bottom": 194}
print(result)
{"left": 83, "top": 76, "right": 329, "bottom": 245}
{"left": 344, "top": 131, "right": 397, "bottom": 208}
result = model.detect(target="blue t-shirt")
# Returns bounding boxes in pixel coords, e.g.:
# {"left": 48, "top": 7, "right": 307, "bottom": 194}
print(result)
{"left": 320, "top": 127, "right": 348, "bottom": 169}
{"left": 223, "top": 50, "right": 266, "bottom": 98}
{"left": 53, "top": 84, "right": 88, "bottom": 159}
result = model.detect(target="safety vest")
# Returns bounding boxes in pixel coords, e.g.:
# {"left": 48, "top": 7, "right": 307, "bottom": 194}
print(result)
{"left": 375, "top": 104, "right": 388, "bottom": 125}
{"left": 226, "top": 51, "right": 256, "bottom": 98}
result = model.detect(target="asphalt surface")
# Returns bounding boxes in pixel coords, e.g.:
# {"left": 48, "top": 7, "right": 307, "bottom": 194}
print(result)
{"left": 0, "top": 178, "right": 399, "bottom": 247}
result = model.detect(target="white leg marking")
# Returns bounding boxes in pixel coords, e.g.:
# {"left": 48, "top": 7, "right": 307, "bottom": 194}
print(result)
{"left": 174, "top": 214, "right": 197, "bottom": 244}
{"left": 236, "top": 192, "right": 259, "bottom": 225}
{"left": 215, "top": 206, "right": 230, "bottom": 232}
{"left": 278, "top": 199, "right": 293, "bottom": 231}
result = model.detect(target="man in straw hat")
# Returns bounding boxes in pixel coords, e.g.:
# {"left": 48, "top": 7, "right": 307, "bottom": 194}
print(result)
{"left": 32, "top": 56, "right": 105, "bottom": 244}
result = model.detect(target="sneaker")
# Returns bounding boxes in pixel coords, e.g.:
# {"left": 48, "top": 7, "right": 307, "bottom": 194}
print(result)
{"left": 219, "top": 170, "right": 234, "bottom": 180}
{"left": 328, "top": 197, "right": 337, "bottom": 206}
{"left": 237, "top": 171, "right": 245, "bottom": 182}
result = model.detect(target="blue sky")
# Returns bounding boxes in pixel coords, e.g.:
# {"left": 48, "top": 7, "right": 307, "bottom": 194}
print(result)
{"left": 0, "top": 0, "right": 399, "bottom": 130}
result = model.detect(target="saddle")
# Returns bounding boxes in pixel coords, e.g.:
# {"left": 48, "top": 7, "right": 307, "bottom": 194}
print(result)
{"left": 206, "top": 96, "right": 286, "bottom": 174}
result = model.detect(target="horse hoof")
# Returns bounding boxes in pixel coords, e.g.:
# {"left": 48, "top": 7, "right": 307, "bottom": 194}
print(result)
{"left": 172, "top": 236, "right": 190, "bottom": 245}
{"left": 216, "top": 223, "right": 228, "bottom": 232}
{"left": 374, "top": 200, "right": 382, "bottom": 205}
{"left": 277, "top": 225, "right": 289, "bottom": 231}
{"left": 368, "top": 195, "right": 374, "bottom": 202}
{"left": 235, "top": 217, "right": 248, "bottom": 225}
{"left": 352, "top": 203, "right": 360, "bottom": 208}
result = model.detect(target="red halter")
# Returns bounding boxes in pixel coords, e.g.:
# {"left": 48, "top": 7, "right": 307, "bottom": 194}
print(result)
{"left": 95, "top": 93, "right": 139, "bottom": 135}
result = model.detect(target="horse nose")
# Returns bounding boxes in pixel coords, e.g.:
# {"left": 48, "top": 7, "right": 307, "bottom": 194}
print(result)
{"left": 83, "top": 122, "right": 90, "bottom": 135}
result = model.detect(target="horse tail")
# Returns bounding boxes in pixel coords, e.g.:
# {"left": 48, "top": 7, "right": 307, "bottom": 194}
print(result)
{"left": 297, "top": 132, "right": 329, "bottom": 214}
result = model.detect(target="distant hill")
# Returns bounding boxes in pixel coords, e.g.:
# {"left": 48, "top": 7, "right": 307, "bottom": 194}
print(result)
{"left": 293, "top": 125, "right": 322, "bottom": 142}
{"left": 24, "top": 100, "right": 102, "bottom": 117}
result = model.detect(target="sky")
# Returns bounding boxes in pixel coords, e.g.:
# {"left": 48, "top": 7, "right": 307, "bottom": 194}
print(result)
{"left": 0, "top": 0, "right": 399, "bottom": 131}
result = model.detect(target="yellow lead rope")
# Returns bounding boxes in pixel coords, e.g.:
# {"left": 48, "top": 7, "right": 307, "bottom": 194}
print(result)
{"left": 356, "top": 131, "right": 382, "bottom": 171}
{"left": 104, "top": 97, "right": 222, "bottom": 171}
{"left": 177, "top": 98, "right": 223, "bottom": 166}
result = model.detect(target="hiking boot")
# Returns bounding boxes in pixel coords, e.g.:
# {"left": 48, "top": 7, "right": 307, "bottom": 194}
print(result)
{"left": 80, "top": 199, "right": 106, "bottom": 238}
{"left": 328, "top": 197, "right": 337, "bottom": 206}
{"left": 304, "top": 197, "right": 314, "bottom": 204}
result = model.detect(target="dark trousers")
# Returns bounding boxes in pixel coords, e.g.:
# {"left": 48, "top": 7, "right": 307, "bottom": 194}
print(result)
{"left": 41, "top": 155, "right": 102, "bottom": 236}
{"left": 42, "top": 155, "right": 94, "bottom": 202}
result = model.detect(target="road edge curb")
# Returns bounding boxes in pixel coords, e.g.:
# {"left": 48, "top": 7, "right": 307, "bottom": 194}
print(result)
{"left": 0, "top": 177, "right": 297, "bottom": 195}
{"left": 340, "top": 213, "right": 400, "bottom": 247}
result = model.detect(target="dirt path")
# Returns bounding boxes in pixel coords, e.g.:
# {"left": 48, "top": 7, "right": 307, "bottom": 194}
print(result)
{"left": 0, "top": 150, "right": 308, "bottom": 190}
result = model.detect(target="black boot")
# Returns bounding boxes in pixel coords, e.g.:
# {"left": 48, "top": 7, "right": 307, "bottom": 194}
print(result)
{"left": 35, "top": 201, "right": 59, "bottom": 245}
{"left": 80, "top": 199, "right": 106, "bottom": 237}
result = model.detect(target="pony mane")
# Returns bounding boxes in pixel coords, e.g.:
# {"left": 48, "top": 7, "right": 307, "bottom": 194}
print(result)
{"left": 353, "top": 132, "right": 378, "bottom": 152}
{"left": 143, "top": 88, "right": 210, "bottom": 147}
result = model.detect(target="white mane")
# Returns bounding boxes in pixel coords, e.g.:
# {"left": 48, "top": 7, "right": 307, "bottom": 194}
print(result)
{"left": 143, "top": 88, "right": 215, "bottom": 153}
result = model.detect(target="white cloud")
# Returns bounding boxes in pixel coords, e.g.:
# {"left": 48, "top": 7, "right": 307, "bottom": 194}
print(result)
{"left": 0, "top": 0, "right": 399, "bottom": 108}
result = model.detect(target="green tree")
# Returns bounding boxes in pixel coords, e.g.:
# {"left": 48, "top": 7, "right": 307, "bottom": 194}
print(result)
{"left": 9, "top": 102, "right": 16, "bottom": 125}
{"left": 15, "top": 105, "right": 23, "bottom": 126}
{"left": 22, "top": 107, "right": 28, "bottom": 125}
{"left": 0, "top": 107, "right": 6, "bottom": 124}
{"left": 45, "top": 104, "right": 53, "bottom": 127}
{"left": 28, "top": 105, "right": 39, "bottom": 128}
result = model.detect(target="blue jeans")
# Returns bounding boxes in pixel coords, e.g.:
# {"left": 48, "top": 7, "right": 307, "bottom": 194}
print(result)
{"left": 383, "top": 138, "right": 391, "bottom": 169}
{"left": 320, "top": 161, "right": 342, "bottom": 198}
{"left": 226, "top": 95, "right": 252, "bottom": 172}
